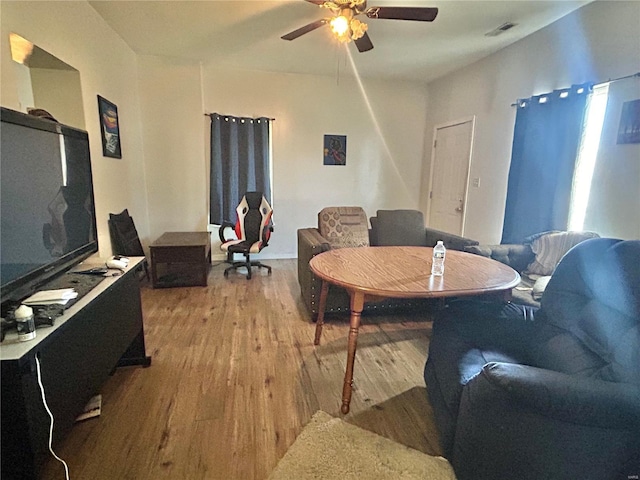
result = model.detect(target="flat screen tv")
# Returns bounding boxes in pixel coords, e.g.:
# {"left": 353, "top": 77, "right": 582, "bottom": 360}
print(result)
{"left": 1, "top": 107, "right": 98, "bottom": 304}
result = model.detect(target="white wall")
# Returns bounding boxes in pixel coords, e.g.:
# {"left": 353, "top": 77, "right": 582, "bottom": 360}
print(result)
{"left": 11, "top": 62, "right": 35, "bottom": 112}
{"left": 584, "top": 77, "right": 640, "bottom": 239}
{"left": 137, "top": 57, "right": 429, "bottom": 259}
{"left": 136, "top": 56, "right": 207, "bottom": 242}
{"left": 31, "top": 68, "right": 86, "bottom": 129}
{"left": 1, "top": 1, "right": 150, "bottom": 256}
{"left": 420, "top": 0, "right": 640, "bottom": 244}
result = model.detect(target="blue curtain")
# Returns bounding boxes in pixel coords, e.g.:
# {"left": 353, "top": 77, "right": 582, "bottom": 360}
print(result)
{"left": 209, "top": 113, "right": 272, "bottom": 225}
{"left": 501, "top": 83, "right": 591, "bottom": 244}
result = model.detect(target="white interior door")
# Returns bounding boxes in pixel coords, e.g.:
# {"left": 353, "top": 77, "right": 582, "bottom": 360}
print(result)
{"left": 427, "top": 119, "right": 474, "bottom": 236}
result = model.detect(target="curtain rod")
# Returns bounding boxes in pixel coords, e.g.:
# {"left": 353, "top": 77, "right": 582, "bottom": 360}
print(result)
{"left": 511, "top": 72, "right": 640, "bottom": 107}
{"left": 204, "top": 113, "right": 275, "bottom": 121}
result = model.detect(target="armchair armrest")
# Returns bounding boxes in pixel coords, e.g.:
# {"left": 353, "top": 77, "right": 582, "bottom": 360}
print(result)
{"left": 424, "top": 228, "right": 479, "bottom": 251}
{"left": 297, "top": 228, "right": 330, "bottom": 255}
{"left": 297, "top": 228, "right": 331, "bottom": 316}
{"left": 262, "top": 223, "right": 274, "bottom": 247}
{"left": 454, "top": 361, "right": 640, "bottom": 480}
{"left": 479, "top": 362, "right": 640, "bottom": 430}
{"left": 218, "top": 222, "right": 236, "bottom": 243}
{"left": 465, "top": 243, "right": 534, "bottom": 272}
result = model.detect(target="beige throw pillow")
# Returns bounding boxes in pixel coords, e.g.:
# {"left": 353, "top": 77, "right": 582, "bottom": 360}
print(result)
{"left": 318, "top": 207, "right": 370, "bottom": 249}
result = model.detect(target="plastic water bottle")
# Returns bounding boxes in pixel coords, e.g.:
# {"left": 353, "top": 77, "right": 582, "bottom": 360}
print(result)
{"left": 15, "top": 304, "right": 36, "bottom": 341}
{"left": 431, "top": 241, "right": 446, "bottom": 276}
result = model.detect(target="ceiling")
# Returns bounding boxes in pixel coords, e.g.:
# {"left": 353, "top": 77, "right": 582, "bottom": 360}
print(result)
{"left": 89, "top": 0, "right": 591, "bottom": 83}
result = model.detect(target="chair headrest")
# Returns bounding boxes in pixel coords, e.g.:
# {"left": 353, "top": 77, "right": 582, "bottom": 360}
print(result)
{"left": 243, "top": 192, "right": 266, "bottom": 209}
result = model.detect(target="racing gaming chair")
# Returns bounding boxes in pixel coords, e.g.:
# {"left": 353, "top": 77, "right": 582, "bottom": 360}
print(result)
{"left": 219, "top": 192, "right": 273, "bottom": 279}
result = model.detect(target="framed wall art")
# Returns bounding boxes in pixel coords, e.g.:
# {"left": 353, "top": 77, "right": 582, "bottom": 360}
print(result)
{"left": 617, "top": 99, "right": 640, "bottom": 144}
{"left": 97, "top": 95, "right": 122, "bottom": 158}
{"left": 323, "top": 134, "right": 347, "bottom": 166}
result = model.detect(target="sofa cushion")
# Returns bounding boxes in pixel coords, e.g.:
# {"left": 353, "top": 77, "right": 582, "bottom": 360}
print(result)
{"left": 526, "top": 231, "right": 599, "bottom": 276}
{"left": 318, "top": 206, "right": 369, "bottom": 249}
{"left": 373, "top": 209, "right": 427, "bottom": 246}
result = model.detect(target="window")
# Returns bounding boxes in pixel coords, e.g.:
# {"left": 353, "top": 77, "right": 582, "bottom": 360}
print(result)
{"left": 568, "top": 83, "right": 609, "bottom": 231}
{"left": 208, "top": 114, "right": 273, "bottom": 226}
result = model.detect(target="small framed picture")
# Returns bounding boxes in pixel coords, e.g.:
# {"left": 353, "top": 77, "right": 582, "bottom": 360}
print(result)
{"left": 617, "top": 99, "right": 640, "bottom": 144}
{"left": 97, "top": 95, "right": 122, "bottom": 158}
{"left": 324, "top": 134, "right": 347, "bottom": 166}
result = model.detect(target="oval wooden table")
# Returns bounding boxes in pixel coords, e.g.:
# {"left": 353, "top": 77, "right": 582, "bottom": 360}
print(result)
{"left": 309, "top": 246, "right": 521, "bottom": 414}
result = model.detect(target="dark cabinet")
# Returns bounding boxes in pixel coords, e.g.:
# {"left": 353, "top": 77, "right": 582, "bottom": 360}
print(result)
{"left": 1, "top": 261, "right": 150, "bottom": 479}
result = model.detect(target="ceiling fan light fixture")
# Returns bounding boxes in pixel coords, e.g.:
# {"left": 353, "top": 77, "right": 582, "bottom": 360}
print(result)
{"left": 330, "top": 15, "right": 350, "bottom": 36}
{"left": 329, "top": 8, "right": 368, "bottom": 43}
{"left": 350, "top": 18, "right": 368, "bottom": 40}
{"left": 282, "top": 1, "right": 438, "bottom": 53}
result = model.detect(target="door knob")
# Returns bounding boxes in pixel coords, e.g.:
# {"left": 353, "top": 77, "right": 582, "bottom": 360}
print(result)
{"left": 455, "top": 198, "right": 463, "bottom": 212}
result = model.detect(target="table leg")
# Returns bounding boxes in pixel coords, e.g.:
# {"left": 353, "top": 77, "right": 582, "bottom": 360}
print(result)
{"left": 313, "top": 280, "right": 329, "bottom": 345}
{"left": 341, "top": 291, "right": 365, "bottom": 415}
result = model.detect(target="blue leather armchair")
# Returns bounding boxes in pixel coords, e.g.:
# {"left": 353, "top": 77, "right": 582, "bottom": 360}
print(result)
{"left": 424, "top": 238, "right": 640, "bottom": 480}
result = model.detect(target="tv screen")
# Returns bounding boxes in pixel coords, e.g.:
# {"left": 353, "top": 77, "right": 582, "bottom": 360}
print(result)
{"left": 1, "top": 107, "right": 98, "bottom": 303}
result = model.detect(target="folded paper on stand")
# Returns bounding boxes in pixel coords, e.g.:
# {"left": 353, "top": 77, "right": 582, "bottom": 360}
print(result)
{"left": 23, "top": 288, "right": 78, "bottom": 306}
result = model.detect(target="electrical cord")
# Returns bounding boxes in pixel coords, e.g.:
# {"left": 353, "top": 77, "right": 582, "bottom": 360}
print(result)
{"left": 34, "top": 354, "right": 71, "bottom": 480}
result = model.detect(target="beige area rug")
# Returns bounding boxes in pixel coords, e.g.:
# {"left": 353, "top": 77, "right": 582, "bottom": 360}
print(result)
{"left": 268, "top": 411, "right": 457, "bottom": 480}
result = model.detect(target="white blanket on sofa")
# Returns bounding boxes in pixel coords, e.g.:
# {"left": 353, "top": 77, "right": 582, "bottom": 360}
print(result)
{"left": 526, "top": 231, "right": 600, "bottom": 276}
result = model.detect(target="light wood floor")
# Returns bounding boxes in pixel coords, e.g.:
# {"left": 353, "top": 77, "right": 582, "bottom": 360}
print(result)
{"left": 41, "top": 259, "right": 442, "bottom": 480}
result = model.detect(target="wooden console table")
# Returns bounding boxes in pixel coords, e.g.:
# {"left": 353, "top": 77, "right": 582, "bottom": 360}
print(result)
{"left": 150, "top": 231, "right": 211, "bottom": 288}
{"left": 310, "top": 246, "right": 520, "bottom": 414}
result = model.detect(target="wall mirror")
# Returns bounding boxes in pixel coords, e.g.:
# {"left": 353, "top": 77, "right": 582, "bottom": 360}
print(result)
{"left": 9, "top": 33, "right": 86, "bottom": 129}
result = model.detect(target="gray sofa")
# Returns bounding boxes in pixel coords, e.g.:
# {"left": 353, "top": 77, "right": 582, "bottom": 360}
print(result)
{"left": 464, "top": 230, "right": 599, "bottom": 307}
{"left": 297, "top": 208, "right": 479, "bottom": 319}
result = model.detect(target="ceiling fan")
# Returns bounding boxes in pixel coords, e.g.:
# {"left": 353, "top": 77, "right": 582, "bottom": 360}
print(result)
{"left": 281, "top": 0, "right": 438, "bottom": 53}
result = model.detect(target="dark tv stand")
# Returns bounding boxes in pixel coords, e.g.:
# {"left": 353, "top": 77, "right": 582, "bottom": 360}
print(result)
{"left": 0, "top": 258, "right": 151, "bottom": 479}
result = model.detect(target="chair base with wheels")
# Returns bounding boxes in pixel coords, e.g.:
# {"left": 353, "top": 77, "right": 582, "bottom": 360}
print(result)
{"left": 223, "top": 250, "right": 272, "bottom": 279}
{"left": 219, "top": 192, "right": 273, "bottom": 280}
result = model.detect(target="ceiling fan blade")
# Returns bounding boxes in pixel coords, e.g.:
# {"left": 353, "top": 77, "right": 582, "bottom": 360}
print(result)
{"left": 281, "top": 19, "right": 328, "bottom": 41}
{"left": 366, "top": 6, "right": 438, "bottom": 22}
{"left": 304, "top": 0, "right": 326, "bottom": 4}
{"left": 354, "top": 32, "right": 374, "bottom": 53}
